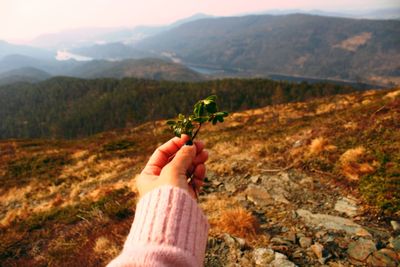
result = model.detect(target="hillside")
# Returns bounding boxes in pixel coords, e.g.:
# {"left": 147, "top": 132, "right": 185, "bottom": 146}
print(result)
{"left": 133, "top": 14, "right": 400, "bottom": 85}
{"left": 66, "top": 58, "right": 204, "bottom": 80}
{"left": 0, "top": 40, "right": 54, "bottom": 60}
{"left": 70, "top": 43, "right": 154, "bottom": 60}
{"left": 0, "top": 56, "right": 204, "bottom": 83}
{"left": 0, "top": 77, "right": 358, "bottom": 139}
{"left": 0, "top": 67, "right": 51, "bottom": 86}
{"left": 0, "top": 54, "right": 81, "bottom": 75}
{"left": 0, "top": 88, "right": 399, "bottom": 266}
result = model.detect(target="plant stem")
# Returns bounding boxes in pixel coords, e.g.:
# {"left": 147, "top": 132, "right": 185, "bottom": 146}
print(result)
{"left": 191, "top": 123, "right": 202, "bottom": 141}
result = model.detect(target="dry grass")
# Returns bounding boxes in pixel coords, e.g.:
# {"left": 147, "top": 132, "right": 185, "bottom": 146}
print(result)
{"left": 339, "top": 147, "right": 376, "bottom": 180}
{"left": 308, "top": 137, "right": 337, "bottom": 156}
{"left": 384, "top": 89, "right": 400, "bottom": 100}
{"left": 217, "top": 208, "right": 260, "bottom": 239}
{"left": 93, "top": 236, "right": 120, "bottom": 258}
{"left": 200, "top": 194, "right": 260, "bottom": 241}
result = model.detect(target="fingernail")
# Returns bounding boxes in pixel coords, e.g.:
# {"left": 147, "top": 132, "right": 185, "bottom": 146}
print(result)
{"left": 185, "top": 140, "right": 193, "bottom": 146}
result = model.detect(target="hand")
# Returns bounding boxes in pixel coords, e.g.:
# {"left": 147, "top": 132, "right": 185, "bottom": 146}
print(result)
{"left": 137, "top": 135, "right": 208, "bottom": 199}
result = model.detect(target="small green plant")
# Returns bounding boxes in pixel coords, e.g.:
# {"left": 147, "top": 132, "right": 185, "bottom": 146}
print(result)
{"left": 167, "top": 95, "right": 228, "bottom": 141}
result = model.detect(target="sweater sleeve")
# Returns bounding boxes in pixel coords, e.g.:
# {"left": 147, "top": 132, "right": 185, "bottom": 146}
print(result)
{"left": 107, "top": 185, "right": 210, "bottom": 267}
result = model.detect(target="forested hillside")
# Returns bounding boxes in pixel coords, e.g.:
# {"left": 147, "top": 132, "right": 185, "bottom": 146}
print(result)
{"left": 135, "top": 14, "right": 400, "bottom": 85}
{"left": 0, "top": 77, "right": 358, "bottom": 139}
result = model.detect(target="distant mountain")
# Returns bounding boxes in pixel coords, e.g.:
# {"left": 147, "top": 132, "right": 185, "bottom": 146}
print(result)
{"left": 0, "top": 40, "right": 54, "bottom": 60}
{"left": 253, "top": 8, "right": 400, "bottom": 20}
{"left": 0, "top": 54, "right": 203, "bottom": 82}
{"left": 0, "top": 67, "right": 51, "bottom": 85}
{"left": 67, "top": 58, "right": 204, "bottom": 81}
{"left": 29, "top": 13, "right": 213, "bottom": 49}
{"left": 134, "top": 14, "right": 400, "bottom": 85}
{"left": 0, "top": 54, "right": 81, "bottom": 75}
{"left": 70, "top": 43, "right": 154, "bottom": 60}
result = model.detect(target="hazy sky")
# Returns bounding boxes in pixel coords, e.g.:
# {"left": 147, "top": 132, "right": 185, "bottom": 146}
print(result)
{"left": 1, "top": 0, "right": 399, "bottom": 42}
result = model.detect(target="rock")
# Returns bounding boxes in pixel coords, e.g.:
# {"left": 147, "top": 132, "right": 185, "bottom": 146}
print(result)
{"left": 299, "top": 237, "right": 312, "bottom": 248}
{"left": 271, "top": 252, "right": 297, "bottom": 267}
{"left": 271, "top": 237, "right": 293, "bottom": 246}
{"left": 293, "top": 140, "right": 302, "bottom": 148}
{"left": 389, "top": 236, "right": 400, "bottom": 252}
{"left": 250, "top": 175, "right": 260, "bottom": 183}
{"left": 211, "top": 180, "right": 222, "bottom": 187}
{"left": 245, "top": 184, "right": 273, "bottom": 207}
{"left": 260, "top": 172, "right": 297, "bottom": 204}
{"left": 223, "top": 233, "right": 246, "bottom": 250}
{"left": 367, "top": 249, "right": 398, "bottom": 267}
{"left": 296, "top": 209, "right": 371, "bottom": 237}
{"left": 334, "top": 197, "right": 358, "bottom": 217}
{"left": 224, "top": 182, "right": 237, "bottom": 193}
{"left": 253, "top": 248, "right": 275, "bottom": 266}
{"left": 287, "top": 232, "right": 297, "bottom": 243}
{"left": 347, "top": 239, "right": 376, "bottom": 262}
{"left": 311, "top": 242, "right": 324, "bottom": 259}
{"left": 390, "top": 220, "right": 400, "bottom": 231}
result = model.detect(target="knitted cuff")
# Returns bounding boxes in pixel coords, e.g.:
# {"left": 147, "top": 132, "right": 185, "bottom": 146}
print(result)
{"left": 125, "top": 185, "right": 209, "bottom": 266}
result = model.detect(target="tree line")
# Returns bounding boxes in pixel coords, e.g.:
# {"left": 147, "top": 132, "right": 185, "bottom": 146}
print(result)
{"left": 0, "top": 77, "right": 359, "bottom": 139}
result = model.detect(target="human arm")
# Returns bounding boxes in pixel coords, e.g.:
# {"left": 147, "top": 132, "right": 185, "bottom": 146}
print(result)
{"left": 107, "top": 135, "right": 209, "bottom": 267}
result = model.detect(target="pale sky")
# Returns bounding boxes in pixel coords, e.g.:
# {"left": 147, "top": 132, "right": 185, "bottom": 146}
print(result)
{"left": 1, "top": 0, "right": 399, "bottom": 42}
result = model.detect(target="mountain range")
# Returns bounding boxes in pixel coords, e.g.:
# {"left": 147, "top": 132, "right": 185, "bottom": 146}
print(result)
{"left": 133, "top": 14, "right": 400, "bottom": 85}
{"left": 0, "top": 13, "right": 399, "bottom": 86}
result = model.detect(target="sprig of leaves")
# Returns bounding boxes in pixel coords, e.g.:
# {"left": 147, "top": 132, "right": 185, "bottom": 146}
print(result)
{"left": 167, "top": 95, "right": 228, "bottom": 140}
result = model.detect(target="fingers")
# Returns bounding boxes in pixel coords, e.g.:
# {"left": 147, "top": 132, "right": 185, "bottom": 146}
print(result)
{"left": 193, "top": 150, "right": 208, "bottom": 165}
{"left": 142, "top": 135, "right": 190, "bottom": 175}
{"left": 193, "top": 163, "right": 206, "bottom": 180}
{"left": 194, "top": 140, "right": 205, "bottom": 155}
{"left": 169, "top": 144, "right": 197, "bottom": 176}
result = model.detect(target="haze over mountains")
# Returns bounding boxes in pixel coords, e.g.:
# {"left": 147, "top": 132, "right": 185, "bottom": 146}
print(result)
{"left": 0, "top": 11, "right": 399, "bottom": 86}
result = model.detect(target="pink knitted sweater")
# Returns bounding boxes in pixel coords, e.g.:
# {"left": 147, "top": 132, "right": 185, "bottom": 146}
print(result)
{"left": 107, "top": 186, "right": 209, "bottom": 267}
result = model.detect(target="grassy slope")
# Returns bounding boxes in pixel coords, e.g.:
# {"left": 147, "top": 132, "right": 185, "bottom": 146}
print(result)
{"left": 0, "top": 88, "right": 399, "bottom": 265}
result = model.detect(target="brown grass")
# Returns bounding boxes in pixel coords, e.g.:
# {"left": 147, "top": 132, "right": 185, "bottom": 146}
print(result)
{"left": 200, "top": 194, "right": 260, "bottom": 240}
{"left": 93, "top": 236, "right": 120, "bottom": 258}
{"left": 339, "top": 147, "right": 376, "bottom": 180}
{"left": 217, "top": 208, "right": 260, "bottom": 239}
{"left": 308, "top": 137, "right": 337, "bottom": 156}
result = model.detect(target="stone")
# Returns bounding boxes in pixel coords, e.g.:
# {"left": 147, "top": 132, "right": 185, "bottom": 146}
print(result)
{"left": 211, "top": 180, "right": 222, "bottom": 186}
{"left": 224, "top": 182, "right": 237, "bottom": 193}
{"left": 271, "top": 237, "right": 293, "bottom": 246}
{"left": 390, "top": 220, "right": 400, "bottom": 231}
{"left": 223, "top": 233, "right": 246, "bottom": 250}
{"left": 347, "top": 239, "right": 376, "bottom": 262}
{"left": 334, "top": 197, "right": 358, "bottom": 217}
{"left": 245, "top": 184, "right": 273, "bottom": 207}
{"left": 287, "top": 232, "right": 297, "bottom": 243}
{"left": 271, "top": 252, "right": 297, "bottom": 267}
{"left": 250, "top": 175, "right": 260, "bottom": 183}
{"left": 389, "top": 236, "right": 400, "bottom": 252}
{"left": 260, "top": 172, "right": 297, "bottom": 204}
{"left": 293, "top": 140, "right": 302, "bottom": 148}
{"left": 253, "top": 248, "right": 275, "bottom": 266}
{"left": 367, "top": 249, "right": 398, "bottom": 267}
{"left": 296, "top": 209, "right": 371, "bottom": 237}
{"left": 299, "top": 237, "right": 312, "bottom": 248}
{"left": 311, "top": 242, "right": 324, "bottom": 259}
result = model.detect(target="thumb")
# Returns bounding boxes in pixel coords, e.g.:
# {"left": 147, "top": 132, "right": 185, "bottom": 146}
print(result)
{"left": 169, "top": 144, "right": 197, "bottom": 176}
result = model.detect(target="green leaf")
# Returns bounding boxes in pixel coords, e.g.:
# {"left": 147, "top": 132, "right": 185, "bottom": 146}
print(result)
{"left": 203, "top": 95, "right": 217, "bottom": 105}
{"left": 205, "top": 102, "right": 217, "bottom": 114}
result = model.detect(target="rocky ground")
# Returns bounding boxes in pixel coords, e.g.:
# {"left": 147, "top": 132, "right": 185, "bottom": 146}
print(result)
{"left": 201, "top": 170, "right": 400, "bottom": 266}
